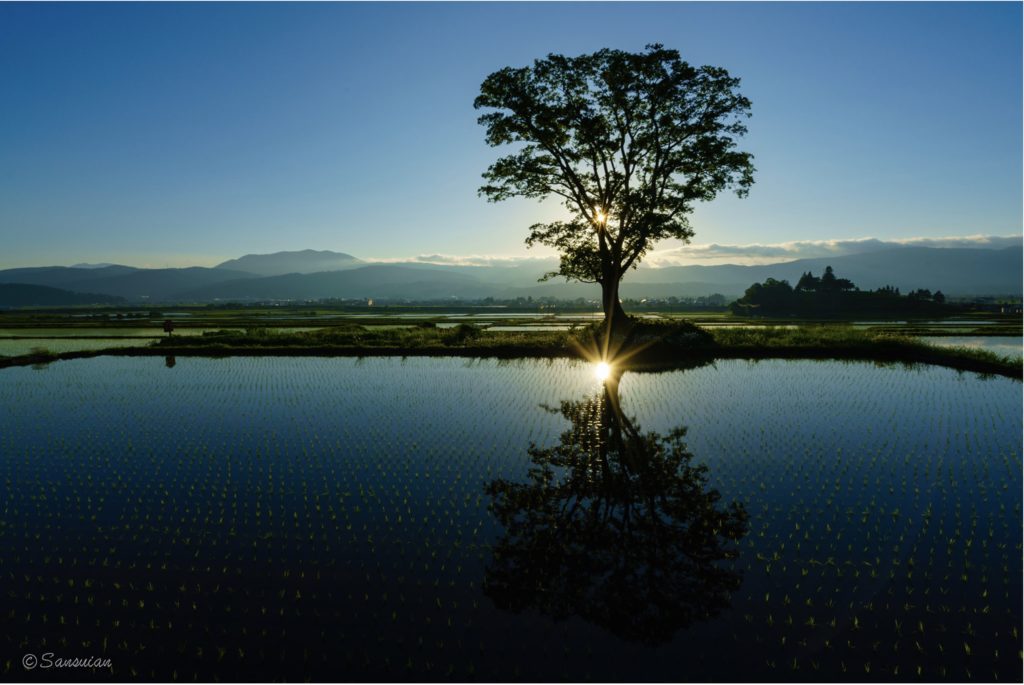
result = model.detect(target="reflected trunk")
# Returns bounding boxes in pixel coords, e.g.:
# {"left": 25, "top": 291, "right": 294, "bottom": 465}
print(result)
{"left": 483, "top": 366, "right": 749, "bottom": 644}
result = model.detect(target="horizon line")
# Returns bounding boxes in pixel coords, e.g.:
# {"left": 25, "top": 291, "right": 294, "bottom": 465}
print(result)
{"left": 1, "top": 233, "right": 1020, "bottom": 271}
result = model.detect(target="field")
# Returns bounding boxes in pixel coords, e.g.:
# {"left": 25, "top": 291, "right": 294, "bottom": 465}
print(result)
{"left": 0, "top": 307, "right": 1020, "bottom": 377}
{"left": 0, "top": 305, "right": 1021, "bottom": 681}
{"left": 0, "top": 356, "right": 1020, "bottom": 681}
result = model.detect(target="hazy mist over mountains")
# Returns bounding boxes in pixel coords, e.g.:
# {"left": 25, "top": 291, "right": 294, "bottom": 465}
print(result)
{"left": 0, "top": 246, "right": 1020, "bottom": 306}
{"left": 215, "top": 249, "right": 364, "bottom": 276}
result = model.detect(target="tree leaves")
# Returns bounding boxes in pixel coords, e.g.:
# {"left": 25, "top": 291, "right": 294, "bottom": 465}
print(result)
{"left": 476, "top": 44, "right": 755, "bottom": 287}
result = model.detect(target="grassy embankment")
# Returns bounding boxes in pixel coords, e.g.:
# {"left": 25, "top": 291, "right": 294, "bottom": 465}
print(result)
{"left": 2, "top": 319, "right": 1019, "bottom": 379}
{"left": 706, "top": 325, "right": 1021, "bottom": 376}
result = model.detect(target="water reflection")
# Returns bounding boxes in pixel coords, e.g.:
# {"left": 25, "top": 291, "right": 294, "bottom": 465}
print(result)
{"left": 484, "top": 368, "right": 749, "bottom": 645}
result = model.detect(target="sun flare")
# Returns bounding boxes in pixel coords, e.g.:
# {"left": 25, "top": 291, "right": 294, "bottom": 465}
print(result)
{"left": 594, "top": 361, "right": 612, "bottom": 382}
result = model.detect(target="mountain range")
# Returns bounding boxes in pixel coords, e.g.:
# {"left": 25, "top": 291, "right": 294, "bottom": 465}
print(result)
{"left": 0, "top": 247, "right": 1019, "bottom": 306}
{"left": 0, "top": 283, "right": 125, "bottom": 307}
{"left": 215, "top": 249, "right": 364, "bottom": 276}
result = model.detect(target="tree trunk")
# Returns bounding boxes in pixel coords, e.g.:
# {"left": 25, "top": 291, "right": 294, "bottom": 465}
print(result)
{"left": 600, "top": 277, "right": 628, "bottom": 336}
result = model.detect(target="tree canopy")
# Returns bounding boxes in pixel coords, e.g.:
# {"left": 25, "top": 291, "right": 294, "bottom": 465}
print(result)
{"left": 731, "top": 266, "right": 955, "bottom": 316}
{"left": 484, "top": 369, "right": 748, "bottom": 644}
{"left": 475, "top": 44, "right": 755, "bottom": 325}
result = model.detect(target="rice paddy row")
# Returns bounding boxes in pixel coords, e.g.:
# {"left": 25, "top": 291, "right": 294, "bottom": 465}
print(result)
{"left": 0, "top": 357, "right": 1019, "bottom": 680}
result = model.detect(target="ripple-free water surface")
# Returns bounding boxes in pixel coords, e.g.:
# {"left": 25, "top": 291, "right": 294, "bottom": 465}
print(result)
{"left": 0, "top": 357, "right": 1019, "bottom": 681}
{"left": 919, "top": 335, "right": 1023, "bottom": 360}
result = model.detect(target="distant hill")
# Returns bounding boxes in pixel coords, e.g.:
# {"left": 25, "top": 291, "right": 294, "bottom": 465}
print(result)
{"left": 180, "top": 264, "right": 495, "bottom": 301}
{"left": 0, "top": 283, "right": 125, "bottom": 308}
{"left": 0, "top": 265, "right": 254, "bottom": 301}
{"left": 631, "top": 247, "right": 1023, "bottom": 296}
{"left": 215, "top": 250, "right": 364, "bottom": 277}
{"left": 0, "top": 246, "right": 1017, "bottom": 302}
{"left": 0, "top": 265, "right": 139, "bottom": 288}
{"left": 499, "top": 279, "right": 734, "bottom": 301}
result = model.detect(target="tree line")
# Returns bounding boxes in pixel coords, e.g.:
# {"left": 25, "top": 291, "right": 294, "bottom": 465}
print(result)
{"left": 730, "top": 266, "right": 950, "bottom": 316}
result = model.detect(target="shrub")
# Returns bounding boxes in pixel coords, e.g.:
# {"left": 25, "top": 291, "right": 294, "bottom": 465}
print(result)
{"left": 445, "top": 323, "right": 483, "bottom": 345}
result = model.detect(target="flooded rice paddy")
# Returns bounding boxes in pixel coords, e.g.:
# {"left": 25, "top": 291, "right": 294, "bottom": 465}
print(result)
{"left": 0, "top": 357, "right": 1019, "bottom": 681}
{"left": 0, "top": 329, "right": 324, "bottom": 358}
{"left": 0, "top": 338, "right": 149, "bottom": 357}
{"left": 918, "top": 336, "right": 1023, "bottom": 360}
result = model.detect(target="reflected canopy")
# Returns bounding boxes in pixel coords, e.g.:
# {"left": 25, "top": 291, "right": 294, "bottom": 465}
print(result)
{"left": 484, "top": 369, "right": 749, "bottom": 644}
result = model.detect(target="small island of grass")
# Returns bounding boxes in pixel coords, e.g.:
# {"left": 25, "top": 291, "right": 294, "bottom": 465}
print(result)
{"left": 2, "top": 317, "right": 1019, "bottom": 379}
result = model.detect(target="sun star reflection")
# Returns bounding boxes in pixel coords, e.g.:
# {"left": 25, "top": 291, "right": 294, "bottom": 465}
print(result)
{"left": 594, "top": 361, "right": 612, "bottom": 382}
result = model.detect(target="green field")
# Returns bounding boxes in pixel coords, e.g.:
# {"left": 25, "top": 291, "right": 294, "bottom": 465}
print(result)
{"left": 1, "top": 306, "right": 1019, "bottom": 378}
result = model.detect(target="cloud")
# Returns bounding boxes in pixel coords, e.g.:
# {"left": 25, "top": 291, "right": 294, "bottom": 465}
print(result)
{"left": 643, "top": 234, "right": 1023, "bottom": 267}
{"left": 367, "top": 235, "right": 1020, "bottom": 270}
{"left": 368, "top": 253, "right": 559, "bottom": 268}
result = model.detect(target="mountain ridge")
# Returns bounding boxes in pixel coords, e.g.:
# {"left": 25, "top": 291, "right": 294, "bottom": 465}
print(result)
{"left": 215, "top": 249, "right": 363, "bottom": 276}
{"left": 0, "top": 246, "right": 1018, "bottom": 303}
{"left": 0, "top": 283, "right": 126, "bottom": 308}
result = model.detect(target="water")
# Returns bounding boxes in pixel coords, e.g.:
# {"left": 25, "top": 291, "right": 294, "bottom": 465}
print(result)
{"left": 0, "top": 327, "right": 324, "bottom": 338}
{"left": 0, "top": 357, "right": 1019, "bottom": 681}
{"left": 0, "top": 338, "right": 149, "bottom": 357}
{"left": 696, "top": 323, "right": 800, "bottom": 329}
{"left": 0, "top": 327, "right": 175, "bottom": 337}
{"left": 919, "top": 335, "right": 1023, "bottom": 359}
{"left": 0, "top": 328, "right": 327, "bottom": 357}
{"left": 921, "top": 320, "right": 1000, "bottom": 325}
{"left": 486, "top": 325, "right": 574, "bottom": 331}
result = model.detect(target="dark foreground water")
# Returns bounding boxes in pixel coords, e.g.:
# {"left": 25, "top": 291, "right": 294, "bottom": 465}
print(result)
{"left": 0, "top": 357, "right": 1020, "bottom": 682}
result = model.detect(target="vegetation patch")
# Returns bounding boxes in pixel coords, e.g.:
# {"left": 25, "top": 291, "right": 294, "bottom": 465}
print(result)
{"left": 732, "top": 266, "right": 960, "bottom": 317}
{"left": 0, "top": 318, "right": 1019, "bottom": 379}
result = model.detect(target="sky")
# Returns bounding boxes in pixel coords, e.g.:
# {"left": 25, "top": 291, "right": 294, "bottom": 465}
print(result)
{"left": 1, "top": 2, "right": 1021, "bottom": 269}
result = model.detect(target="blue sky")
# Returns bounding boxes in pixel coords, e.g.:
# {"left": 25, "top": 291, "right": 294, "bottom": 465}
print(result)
{"left": 1, "top": 2, "right": 1020, "bottom": 268}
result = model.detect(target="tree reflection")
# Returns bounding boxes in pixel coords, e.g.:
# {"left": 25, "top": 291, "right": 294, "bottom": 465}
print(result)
{"left": 484, "top": 369, "right": 749, "bottom": 644}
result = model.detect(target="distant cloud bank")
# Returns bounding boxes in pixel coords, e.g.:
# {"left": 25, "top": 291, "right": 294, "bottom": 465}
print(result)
{"left": 367, "top": 233, "right": 1021, "bottom": 269}
{"left": 644, "top": 234, "right": 1023, "bottom": 267}
{"left": 7, "top": 233, "right": 1016, "bottom": 271}
{"left": 371, "top": 254, "right": 560, "bottom": 268}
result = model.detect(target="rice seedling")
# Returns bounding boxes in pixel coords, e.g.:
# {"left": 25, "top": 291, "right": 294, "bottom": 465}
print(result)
{"left": 0, "top": 356, "right": 1017, "bottom": 680}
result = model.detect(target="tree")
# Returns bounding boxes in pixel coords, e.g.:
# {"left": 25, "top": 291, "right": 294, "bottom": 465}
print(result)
{"left": 475, "top": 45, "right": 755, "bottom": 333}
{"left": 795, "top": 271, "right": 820, "bottom": 292}
{"left": 484, "top": 367, "right": 748, "bottom": 644}
{"left": 820, "top": 265, "right": 838, "bottom": 291}
{"left": 908, "top": 288, "right": 933, "bottom": 301}
{"left": 800, "top": 266, "right": 855, "bottom": 293}
{"left": 730, "top": 277, "right": 794, "bottom": 314}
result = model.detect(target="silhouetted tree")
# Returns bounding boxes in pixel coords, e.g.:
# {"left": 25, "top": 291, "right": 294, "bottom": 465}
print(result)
{"left": 815, "top": 265, "right": 855, "bottom": 292}
{"left": 475, "top": 44, "right": 755, "bottom": 334}
{"left": 795, "top": 271, "right": 820, "bottom": 292}
{"left": 796, "top": 267, "right": 856, "bottom": 295}
{"left": 735, "top": 268, "right": 957, "bottom": 316}
{"left": 484, "top": 370, "right": 748, "bottom": 644}
{"left": 730, "top": 277, "right": 794, "bottom": 314}
{"left": 820, "top": 265, "right": 838, "bottom": 290}
{"left": 908, "top": 288, "right": 933, "bottom": 301}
